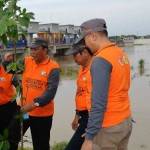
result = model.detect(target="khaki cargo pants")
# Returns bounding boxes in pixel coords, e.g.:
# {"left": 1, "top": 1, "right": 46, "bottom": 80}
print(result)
{"left": 93, "top": 117, "right": 132, "bottom": 150}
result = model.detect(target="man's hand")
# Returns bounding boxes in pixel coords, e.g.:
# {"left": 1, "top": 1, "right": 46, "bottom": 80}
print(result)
{"left": 81, "top": 139, "right": 93, "bottom": 150}
{"left": 72, "top": 114, "right": 79, "bottom": 130}
{"left": 21, "top": 102, "right": 36, "bottom": 113}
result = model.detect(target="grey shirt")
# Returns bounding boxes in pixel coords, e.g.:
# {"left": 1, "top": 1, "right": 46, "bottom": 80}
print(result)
{"left": 85, "top": 57, "right": 112, "bottom": 140}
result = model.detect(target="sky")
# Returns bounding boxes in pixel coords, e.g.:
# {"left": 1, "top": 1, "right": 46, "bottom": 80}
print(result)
{"left": 19, "top": 0, "right": 150, "bottom": 36}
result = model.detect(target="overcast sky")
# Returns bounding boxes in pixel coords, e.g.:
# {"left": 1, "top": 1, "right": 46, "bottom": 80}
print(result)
{"left": 19, "top": 0, "right": 150, "bottom": 36}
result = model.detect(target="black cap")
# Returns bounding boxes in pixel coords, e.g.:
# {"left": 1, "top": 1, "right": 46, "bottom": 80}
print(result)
{"left": 65, "top": 45, "right": 86, "bottom": 56}
{"left": 29, "top": 38, "right": 48, "bottom": 49}
{"left": 65, "top": 39, "right": 86, "bottom": 56}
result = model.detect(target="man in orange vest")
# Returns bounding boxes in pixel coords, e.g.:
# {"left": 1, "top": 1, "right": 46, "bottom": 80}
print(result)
{"left": 65, "top": 40, "right": 93, "bottom": 150}
{"left": 74, "top": 19, "right": 132, "bottom": 150}
{"left": 20, "top": 38, "right": 60, "bottom": 150}
{"left": 0, "top": 55, "right": 19, "bottom": 150}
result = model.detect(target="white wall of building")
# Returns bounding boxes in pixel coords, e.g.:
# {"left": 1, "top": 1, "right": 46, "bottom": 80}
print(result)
{"left": 39, "top": 23, "right": 59, "bottom": 33}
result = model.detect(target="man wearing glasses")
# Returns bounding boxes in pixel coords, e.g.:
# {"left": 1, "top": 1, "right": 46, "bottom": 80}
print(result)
{"left": 75, "top": 19, "right": 133, "bottom": 150}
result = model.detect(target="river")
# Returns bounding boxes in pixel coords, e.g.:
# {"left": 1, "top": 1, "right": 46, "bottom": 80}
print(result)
{"left": 23, "top": 42, "right": 150, "bottom": 150}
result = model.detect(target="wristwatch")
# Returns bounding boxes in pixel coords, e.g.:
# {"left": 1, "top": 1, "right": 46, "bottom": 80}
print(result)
{"left": 34, "top": 102, "right": 40, "bottom": 107}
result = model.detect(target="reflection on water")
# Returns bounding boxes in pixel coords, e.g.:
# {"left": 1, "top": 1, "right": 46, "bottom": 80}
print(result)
{"left": 138, "top": 59, "right": 145, "bottom": 76}
{"left": 55, "top": 55, "right": 77, "bottom": 68}
{"left": 125, "top": 45, "right": 150, "bottom": 76}
{"left": 24, "top": 44, "right": 150, "bottom": 149}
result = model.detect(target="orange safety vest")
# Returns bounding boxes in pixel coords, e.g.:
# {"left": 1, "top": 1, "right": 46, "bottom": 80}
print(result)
{"left": 0, "top": 65, "right": 16, "bottom": 105}
{"left": 95, "top": 43, "right": 131, "bottom": 127}
{"left": 22, "top": 56, "right": 59, "bottom": 117}
{"left": 75, "top": 64, "right": 92, "bottom": 111}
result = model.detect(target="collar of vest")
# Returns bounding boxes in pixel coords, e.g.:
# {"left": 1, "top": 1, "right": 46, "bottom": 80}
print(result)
{"left": 94, "top": 42, "right": 116, "bottom": 56}
{"left": 80, "top": 63, "right": 91, "bottom": 73}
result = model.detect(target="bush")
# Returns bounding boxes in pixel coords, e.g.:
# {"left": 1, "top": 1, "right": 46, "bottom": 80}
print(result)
{"left": 60, "top": 67, "right": 77, "bottom": 79}
{"left": 18, "top": 148, "right": 32, "bottom": 150}
{"left": 52, "top": 141, "right": 68, "bottom": 150}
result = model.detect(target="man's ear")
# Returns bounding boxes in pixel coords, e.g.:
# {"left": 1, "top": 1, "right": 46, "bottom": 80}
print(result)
{"left": 93, "top": 32, "right": 99, "bottom": 42}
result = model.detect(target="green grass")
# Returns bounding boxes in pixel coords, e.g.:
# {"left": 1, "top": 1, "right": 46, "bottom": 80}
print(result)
{"left": 18, "top": 141, "right": 68, "bottom": 150}
{"left": 18, "top": 148, "right": 32, "bottom": 150}
{"left": 60, "top": 67, "right": 78, "bottom": 79}
{"left": 52, "top": 141, "right": 68, "bottom": 150}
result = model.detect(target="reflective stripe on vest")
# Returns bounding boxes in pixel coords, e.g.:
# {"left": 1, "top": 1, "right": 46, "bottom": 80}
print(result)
{"left": 0, "top": 66, "right": 16, "bottom": 105}
{"left": 76, "top": 65, "right": 92, "bottom": 111}
{"left": 22, "top": 56, "right": 59, "bottom": 117}
{"left": 96, "top": 43, "right": 131, "bottom": 127}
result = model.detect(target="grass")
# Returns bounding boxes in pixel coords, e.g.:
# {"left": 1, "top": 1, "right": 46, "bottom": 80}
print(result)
{"left": 52, "top": 141, "right": 68, "bottom": 150}
{"left": 18, "top": 148, "right": 32, "bottom": 150}
{"left": 60, "top": 67, "right": 78, "bottom": 79}
{"left": 18, "top": 141, "right": 68, "bottom": 150}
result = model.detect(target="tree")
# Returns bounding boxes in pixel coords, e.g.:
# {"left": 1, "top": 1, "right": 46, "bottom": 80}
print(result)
{"left": 0, "top": 0, "right": 34, "bottom": 149}
{"left": 0, "top": 0, "right": 34, "bottom": 60}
